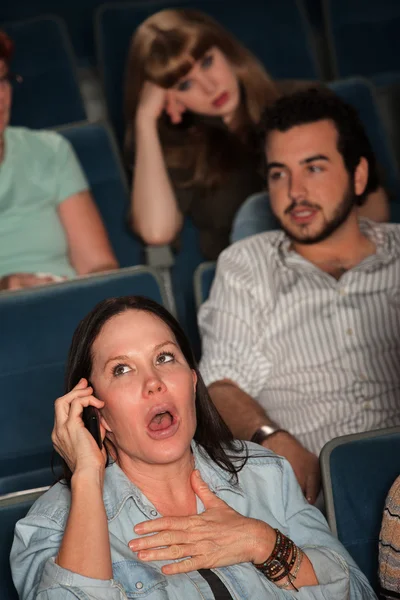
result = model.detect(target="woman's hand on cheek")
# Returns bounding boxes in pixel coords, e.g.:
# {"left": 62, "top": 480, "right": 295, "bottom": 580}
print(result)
{"left": 166, "top": 91, "right": 187, "bottom": 124}
{"left": 136, "top": 81, "right": 168, "bottom": 124}
{"left": 128, "top": 470, "right": 276, "bottom": 574}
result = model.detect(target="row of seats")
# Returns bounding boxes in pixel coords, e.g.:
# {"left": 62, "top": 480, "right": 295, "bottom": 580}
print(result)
{"left": 4, "top": 1, "right": 400, "bottom": 132}
{"left": 2, "top": 0, "right": 398, "bottom": 84}
{"left": 4, "top": 74, "right": 398, "bottom": 371}
{"left": 1, "top": 422, "right": 399, "bottom": 598}
{"left": 1, "top": 0, "right": 323, "bottom": 72}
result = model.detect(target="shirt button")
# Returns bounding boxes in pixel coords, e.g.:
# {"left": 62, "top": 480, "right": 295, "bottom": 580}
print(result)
{"left": 339, "top": 288, "right": 347, "bottom": 296}
{"left": 363, "top": 400, "right": 373, "bottom": 410}
{"left": 360, "top": 372, "right": 368, "bottom": 381}
{"left": 150, "top": 509, "right": 158, "bottom": 517}
{"left": 346, "top": 328, "right": 353, "bottom": 336}
{"left": 135, "top": 582, "right": 144, "bottom": 590}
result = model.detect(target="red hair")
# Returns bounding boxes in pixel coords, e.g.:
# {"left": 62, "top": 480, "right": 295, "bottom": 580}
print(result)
{"left": 0, "top": 30, "right": 14, "bottom": 65}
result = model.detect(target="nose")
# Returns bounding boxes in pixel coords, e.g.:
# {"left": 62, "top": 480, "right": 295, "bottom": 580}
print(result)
{"left": 144, "top": 375, "right": 166, "bottom": 398}
{"left": 288, "top": 173, "right": 307, "bottom": 202}
{"left": 199, "top": 72, "right": 217, "bottom": 95}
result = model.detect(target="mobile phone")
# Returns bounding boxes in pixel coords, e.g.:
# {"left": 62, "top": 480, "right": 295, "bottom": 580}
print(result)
{"left": 82, "top": 382, "right": 102, "bottom": 449}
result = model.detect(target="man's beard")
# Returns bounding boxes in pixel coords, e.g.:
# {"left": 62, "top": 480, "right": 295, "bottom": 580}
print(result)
{"left": 274, "top": 184, "right": 357, "bottom": 245}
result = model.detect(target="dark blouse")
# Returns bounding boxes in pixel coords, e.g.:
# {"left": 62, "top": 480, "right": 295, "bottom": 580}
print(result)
{"left": 173, "top": 157, "right": 264, "bottom": 260}
{"left": 170, "top": 114, "right": 264, "bottom": 260}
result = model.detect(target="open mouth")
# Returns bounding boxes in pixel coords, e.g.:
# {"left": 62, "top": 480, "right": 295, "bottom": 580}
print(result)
{"left": 146, "top": 406, "right": 179, "bottom": 440}
{"left": 289, "top": 207, "right": 319, "bottom": 224}
{"left": 148, "top": 410, "right": 174, "bottom": 431}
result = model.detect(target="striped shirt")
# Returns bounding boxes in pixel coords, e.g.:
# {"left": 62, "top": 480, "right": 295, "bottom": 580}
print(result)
{"left": 198, "top": 219, "right": 400, "bottom": 455}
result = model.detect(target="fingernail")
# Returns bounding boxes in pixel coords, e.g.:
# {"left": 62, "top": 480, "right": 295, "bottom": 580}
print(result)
{"left": 134, "top": 524, "right": 144, "bottom": 533}
{"left": 194, "top": 469, "right": 200, "bottom": 478}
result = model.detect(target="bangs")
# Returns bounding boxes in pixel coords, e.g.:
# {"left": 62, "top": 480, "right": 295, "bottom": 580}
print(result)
{"left": 143, "top": 27, "right": 217, "bottom": 88}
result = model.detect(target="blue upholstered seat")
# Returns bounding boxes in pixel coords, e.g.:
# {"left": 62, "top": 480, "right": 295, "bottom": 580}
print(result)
{"left": 194, "top": 262, "right": 216, "bottom": 311}
{"left": 0, "top": 488, "right": 46, "bottom": 600}
{"left": 0, "top": 266, "right": 169, "bottom": 494}
{"left": 321, "top": 426, "right": 400, "bottom": 592}
{"left": 323, "top": 0, "right": 400, "bottom": 83}
{"left": 329, "top": 78, "right": 400, "bottom": 211}
{"left": 58, "top": 121, "right": 145, "bottom": 267}
{"left": 3, "top": 16, "right": 86, "bottom": 128}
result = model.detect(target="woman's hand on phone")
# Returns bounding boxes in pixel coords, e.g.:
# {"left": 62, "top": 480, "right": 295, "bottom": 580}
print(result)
{"left": 136, "top": 81, "right": 186, "bottom": 125}
{"left": 52, "top": 378, "right": 106, "bottom": 475}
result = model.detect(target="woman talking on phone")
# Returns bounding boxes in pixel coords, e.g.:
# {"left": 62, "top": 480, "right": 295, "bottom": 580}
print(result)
{"left": 11, "top": 296, "right": 375, "bottom": 599}
{"left": 126, "top": 9, "right": 388, "bottom": 260}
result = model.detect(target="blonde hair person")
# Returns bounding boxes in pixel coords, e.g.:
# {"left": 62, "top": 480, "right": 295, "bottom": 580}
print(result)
{"left": 124, "top": 9, "right": 279, "bottom": 259}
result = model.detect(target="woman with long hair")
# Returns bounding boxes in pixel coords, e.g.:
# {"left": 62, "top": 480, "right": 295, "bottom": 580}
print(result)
{"left": 125, "top": 9, "right": 389, "bottom": 258}
{"left": 125, "top": 9, "right": 279, "bottom": 259}
{"left": 11, "top": 296, "right": 375, "bottom": 599}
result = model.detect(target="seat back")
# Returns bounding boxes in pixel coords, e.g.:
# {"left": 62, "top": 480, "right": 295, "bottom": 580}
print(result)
{"left": 58, "top": 121, "right": 144, "bottom": 267}
{"left": 323, "top": 0, "right": 400, "bottom": 81}
{"left": 0, "top": 267, "right": 168, "bottom": 494}
{"left": 321, "top": 427, "right": 400, "bottom": 591}
{"left": 194, "top": 262, "right": 217, "bottom": 311}
{"left": 0, "top": 488, "right": 47, "bottom": 600}
{"left": 4, "top": 16, "right": 86, "bottom": 128}
{"left": 95, "top": 0, "right": 320, "bottom": 143}
{"left": 328, "top": 78, "right": 400, "bottom": 204}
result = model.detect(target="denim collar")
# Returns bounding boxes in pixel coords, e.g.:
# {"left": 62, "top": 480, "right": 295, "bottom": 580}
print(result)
{"left": 102, "top": 441, "right": 244, "bottom": 521}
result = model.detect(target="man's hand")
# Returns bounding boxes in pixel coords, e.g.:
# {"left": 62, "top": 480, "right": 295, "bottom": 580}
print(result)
{"left": 263, "top": 431, "right": 321, "bottom": 504}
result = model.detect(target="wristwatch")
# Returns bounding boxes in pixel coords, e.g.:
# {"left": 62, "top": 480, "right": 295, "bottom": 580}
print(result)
{"left": 250, "top": 425, "right": 285, "bottom": 445}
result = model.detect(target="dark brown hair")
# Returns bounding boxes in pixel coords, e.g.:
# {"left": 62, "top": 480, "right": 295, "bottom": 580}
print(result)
{"left": 261, "top": 87, "right": 380, "bottom": 205}
{"left": 60, "top": 296, "right": 247, "bottom": 485}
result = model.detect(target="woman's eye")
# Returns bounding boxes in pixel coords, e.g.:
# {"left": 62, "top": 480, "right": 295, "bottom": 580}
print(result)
{"left": 113, "top": 364, "right": 130, "bottom": 377}
{"left": 201, "top": 54, "right": 213, "bottom": 69}
{"left": 156, "top": 352, "right": 175, "bottom": 365}
{"left": 177, "top": 79, "right": 192, "bottom": 92}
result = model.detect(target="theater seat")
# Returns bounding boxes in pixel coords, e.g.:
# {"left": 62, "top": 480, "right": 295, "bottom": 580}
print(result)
{"left": 321, "top": 426, "right": 400, "bottom": 592}
{"left": 4, "top": 16, "right": 86, "bottom": 129}
{"left": 323, "top": 0, "right": 400, "bottom": 83}
{"left": 0, "top": 488, "right": 47, "bottom": 600}
{"left": 0, "top": 266, "right": 170, "bottom": 494}
{"left": 194, "top": 262, "right": 216, "bottom": 311}
{"left": 329, "top": 77, "right": 400, "bottom": 211}
{"left": 58, "top": 121, "right": 145, "bottom": 267}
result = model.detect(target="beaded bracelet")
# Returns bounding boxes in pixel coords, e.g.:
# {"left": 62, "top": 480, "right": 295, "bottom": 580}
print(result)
{"left": 276, "top": 548, "right": 304, "bottom": 591}
{"left": 254, "top": 529, "right": 303, "bottom": 591}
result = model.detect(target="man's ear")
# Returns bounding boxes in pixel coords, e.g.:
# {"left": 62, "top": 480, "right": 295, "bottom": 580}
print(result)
{"left": 354, "top": 157, "right": 369, "bottom": 196}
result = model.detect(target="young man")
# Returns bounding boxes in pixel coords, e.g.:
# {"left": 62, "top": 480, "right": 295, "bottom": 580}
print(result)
{"left": 199, "top": 88, "right": 400, "bottom": 504}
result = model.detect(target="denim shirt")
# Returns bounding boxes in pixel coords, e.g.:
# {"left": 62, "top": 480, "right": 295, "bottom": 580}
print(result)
{"left": 11, "top": 442, "right": 377, "bottom": 600}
